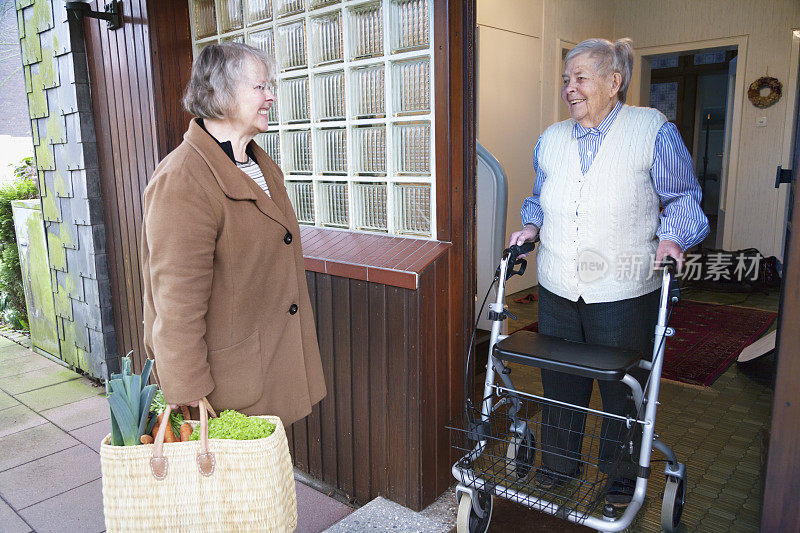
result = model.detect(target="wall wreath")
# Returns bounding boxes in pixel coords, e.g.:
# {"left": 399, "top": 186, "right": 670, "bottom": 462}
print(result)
{"left": 748, "top": 76, "right": 782, "bottom": 108}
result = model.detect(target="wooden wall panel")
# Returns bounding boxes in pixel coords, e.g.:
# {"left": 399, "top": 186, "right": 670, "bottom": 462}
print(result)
{"left": 148, "top": 0, "right": 194, "bottom": 158}
{"left": 85, "top": 0, "right": 159, "bottom": 371}
{"left": 85, "top": 0, "right": 192, "bottom": 371}
{"left": 295, "top": 253, "right": 454, "bottom": 510}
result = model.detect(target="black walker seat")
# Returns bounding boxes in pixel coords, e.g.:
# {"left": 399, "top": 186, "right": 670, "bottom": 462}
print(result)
{"left": 493, "top": 330, "right": 642, "bottom": 381}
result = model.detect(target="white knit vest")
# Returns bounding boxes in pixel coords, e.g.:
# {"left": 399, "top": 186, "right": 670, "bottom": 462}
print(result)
{"left": 536, "top": 105, "right": 666, "bottom": 303}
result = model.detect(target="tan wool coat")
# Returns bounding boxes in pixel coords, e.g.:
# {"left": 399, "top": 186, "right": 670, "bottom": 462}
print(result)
{"left": 141, "top": 119, "right": 326, "bottom": 425}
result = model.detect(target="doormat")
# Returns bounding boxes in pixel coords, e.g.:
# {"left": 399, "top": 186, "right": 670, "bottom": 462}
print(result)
{"left": 520, "top": 300, "right": 777, "bottom": 387}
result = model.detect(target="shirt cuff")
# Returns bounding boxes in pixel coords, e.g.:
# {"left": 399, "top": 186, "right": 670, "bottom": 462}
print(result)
{"left": 656, "top": 230, "right": 689, "bottom": 252}
{"left": 521, "top": 203, "right": 544, "bottom": 228}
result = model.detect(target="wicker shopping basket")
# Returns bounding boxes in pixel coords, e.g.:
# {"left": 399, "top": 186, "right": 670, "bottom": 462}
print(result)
{"left": 100, "top": 399, "right": 297, "bottom": 532}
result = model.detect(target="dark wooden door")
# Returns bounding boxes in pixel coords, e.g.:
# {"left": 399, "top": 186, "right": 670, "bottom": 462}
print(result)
{"left": 761, "top": 48, "right": 800, "bottom": 530}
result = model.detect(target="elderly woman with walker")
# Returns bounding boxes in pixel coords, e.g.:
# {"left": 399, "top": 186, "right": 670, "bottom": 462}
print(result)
{"left": 449, "top": 37, "right": 708, "bottom": 533}
{"left": 509, "top": 37, "right": 709, "bottom": 508}
{"left": 141, "top": 43, "right": 326, "bottom": 427}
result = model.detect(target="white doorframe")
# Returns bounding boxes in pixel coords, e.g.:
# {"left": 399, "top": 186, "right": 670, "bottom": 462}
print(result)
{"left": 632, "top": 36, "right": 749, "bottom": 252}
{"left": 555, "top": 39, "right": 577, "bottom": 123}
{"left": 775, "top": 29, "right": 800, "bottom": 259}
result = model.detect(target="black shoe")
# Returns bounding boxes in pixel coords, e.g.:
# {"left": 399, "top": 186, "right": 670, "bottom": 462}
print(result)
{"left": 605, "top": 477, "right": 635, "bottom": 508}
{"left": 532, "top": 466, "right": 578, "bottom": 489}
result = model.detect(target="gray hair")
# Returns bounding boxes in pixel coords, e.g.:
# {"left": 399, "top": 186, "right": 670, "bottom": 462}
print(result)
{"left": 183, "top": 42, "right": 277, "bottom": 119}
{"left": 565, "top": 38, "right": 634, "bottom": 103}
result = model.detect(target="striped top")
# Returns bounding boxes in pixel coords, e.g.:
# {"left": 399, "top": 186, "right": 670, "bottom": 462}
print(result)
{"left": 521, "top": 101, "right": 709, "bottom": 251}
{"left": 237, "top": 157, "right": 271, "bottom": 197}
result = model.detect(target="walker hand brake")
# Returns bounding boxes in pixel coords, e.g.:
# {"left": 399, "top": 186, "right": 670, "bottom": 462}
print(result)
{"left": 487, "top": 302, "right": 516, "bottom": 322}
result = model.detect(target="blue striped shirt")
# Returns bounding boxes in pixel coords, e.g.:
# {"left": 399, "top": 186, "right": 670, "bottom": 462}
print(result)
{"left": 521, "top": 101, "right": 710, "bottom": 251}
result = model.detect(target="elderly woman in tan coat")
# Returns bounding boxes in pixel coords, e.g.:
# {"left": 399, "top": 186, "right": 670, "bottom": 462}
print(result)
{"left": 141, "top": 43, "right": 326, "bottom": 425}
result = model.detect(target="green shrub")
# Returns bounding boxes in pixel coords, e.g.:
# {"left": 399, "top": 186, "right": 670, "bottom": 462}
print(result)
{"left": 0, "top": 161, "right": 39, "bottom": 330}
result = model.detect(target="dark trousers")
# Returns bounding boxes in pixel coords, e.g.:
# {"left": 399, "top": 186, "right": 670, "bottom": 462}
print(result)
{"left": 537, "top": 286, "right": 660, "bottom": 479}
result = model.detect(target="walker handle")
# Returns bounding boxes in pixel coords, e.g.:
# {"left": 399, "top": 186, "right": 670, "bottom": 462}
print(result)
{"left": 504, "top": 240, "right": 537, "bottom": 261}
{"left": 659, "top": 256, "right": 678, "bottom": 274}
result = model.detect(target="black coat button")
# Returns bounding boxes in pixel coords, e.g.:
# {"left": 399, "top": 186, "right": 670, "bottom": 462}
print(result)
{"left": 284, "top": 232, "right": 293, "bottom": 245}
{"left": 289, "top": 304, "right": 298, "bottom": 315}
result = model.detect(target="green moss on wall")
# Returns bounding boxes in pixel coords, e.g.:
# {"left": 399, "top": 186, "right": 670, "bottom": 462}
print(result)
{"left": 20, "top": 203, "right": 60, "bottom": 357}
{"left": 39, "top": 187, "right": 59, "bottom": 222}
{"left": 33, "top": 140, "right": 53, "bottom": 170}
{"left": 46, "top": 231, "right": 66, "bottom": 271}
{"left": 45, "top": 112, "right": 65, "bottom": 145}
{"left": 37, "top": 47, "right": 57, "bottom": 90}
{"left": 32, "top": 0, "right": 52, "bottom": 31}
{"left": 52, "top": 171, "right": 69, "bottom": 198}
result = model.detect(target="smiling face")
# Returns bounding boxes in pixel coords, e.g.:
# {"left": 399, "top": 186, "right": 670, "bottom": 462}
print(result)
{"left": 561, "top": 53, "right": 622, "bottom": 128}
{"left": 228, "top": 57, "right": 276, "bottom": 138}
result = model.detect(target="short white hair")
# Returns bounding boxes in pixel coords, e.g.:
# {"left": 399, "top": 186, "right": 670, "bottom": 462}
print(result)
{"left": 565, "top": 38, "right": 634, "bottom": 103}
{"left": 183, "top": 43, "right": 277, "bottom": 119}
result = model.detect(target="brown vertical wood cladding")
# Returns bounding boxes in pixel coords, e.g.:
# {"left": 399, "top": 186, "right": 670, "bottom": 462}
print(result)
{"left": 291, "top": 257, "right": 453, "bottom": 511}
{"left": 84, "top": 0, "right": 193, "bottom": 371}
{"left": 84, "top": 0, "right": 158, "bottom": 371}
{"left": 148, "top": 0, "right": 194, "bottom": 157}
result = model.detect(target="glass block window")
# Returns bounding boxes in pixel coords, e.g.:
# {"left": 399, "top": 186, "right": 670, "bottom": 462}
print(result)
{"left": 189, "top": 0, "right": 436, "bottom": 238}
{"left": 649, "top": 82, "right": 678, "bottom": 122}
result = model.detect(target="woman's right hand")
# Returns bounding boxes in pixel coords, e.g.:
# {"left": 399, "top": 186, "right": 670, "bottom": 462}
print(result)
{"left": 509, "top": 224, "right": 539, "bottom": 257}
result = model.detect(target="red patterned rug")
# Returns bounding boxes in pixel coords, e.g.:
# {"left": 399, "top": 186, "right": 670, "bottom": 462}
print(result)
{"left": 520, "top": 300, "right": 777, "bottom": 387}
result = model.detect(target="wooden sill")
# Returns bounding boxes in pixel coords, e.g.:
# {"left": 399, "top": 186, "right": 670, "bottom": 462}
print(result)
{"left": 300, "top": 226, "right": 451, "bottom": 290}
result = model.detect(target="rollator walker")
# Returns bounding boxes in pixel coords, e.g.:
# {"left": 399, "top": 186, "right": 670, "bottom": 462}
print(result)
{"left": 449, "top": 242, "right": 687, "bottom": 532}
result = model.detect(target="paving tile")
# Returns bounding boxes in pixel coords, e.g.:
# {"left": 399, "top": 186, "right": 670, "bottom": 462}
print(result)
{"left": 40, "top": 394, "right": 109, "bottom": 431}
{"left": 325, "top": 496, "right": 439, "bottom": 533}
{"left": 0, "top": 424, "right": 79, "bottom": 472}
{"left": 296, "top": 480, "right": 353, "bottom": 533}
{"left": 16, "top": 379, "right": 104, "bottom": 411}
{"left": 0, "top": 404, "right": 48, "bottom": 438}
{"left": 0, "top": 498, "right": 32, "bottom": 533}
{"left": 0, "top": 336, "right": 18, "bottom": 348}
{"left": 0, "top": 445, "right": 100, "bottom": 509}
{"left": 0, "top": 390, "right": 19, "bottom": 411}
{"left": 18, "top": 478, "right": 105, "bottom": 533}
{"left": 0, "top": 346, "right": 36, "bottom": 363}
{"left": 0, "top": 354, "right": 60, "bottom": 379}
{"left": 0, "top": 366, "right": 81, "bottom": 395}
{"left": 70, "top": 420, "right": 112, "bottom": 452}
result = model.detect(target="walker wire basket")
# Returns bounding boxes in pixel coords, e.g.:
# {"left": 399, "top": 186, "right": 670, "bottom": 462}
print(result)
{"left": 447, "top": 386, "right": 642, "bottom": 524}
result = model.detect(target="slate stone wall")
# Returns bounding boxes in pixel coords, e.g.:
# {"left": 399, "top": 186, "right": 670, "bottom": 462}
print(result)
{"left": 16, "top": 0, "right": 117, "bottom": 378}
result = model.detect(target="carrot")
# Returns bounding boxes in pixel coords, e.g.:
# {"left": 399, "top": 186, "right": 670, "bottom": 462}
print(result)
{"left": 179, "top": 422, "right": 193, "bottom": 442}
{"left": 164, "top": 423, "right": 177, "bottom": 443}
{"left": 181, "top": 406, "right": 191, "bottom": 420}
{"left": 140, "top": 434, "right": 154, "bottom": 444}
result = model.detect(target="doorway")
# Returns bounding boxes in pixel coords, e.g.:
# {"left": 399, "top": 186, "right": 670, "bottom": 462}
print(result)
{"left": 645, "top": 47, "right": 738, "bottom": 248}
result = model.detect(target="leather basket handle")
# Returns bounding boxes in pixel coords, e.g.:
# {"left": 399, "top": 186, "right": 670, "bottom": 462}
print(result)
{"left": 150, "top": 397, "right": 216, "bottom": 480}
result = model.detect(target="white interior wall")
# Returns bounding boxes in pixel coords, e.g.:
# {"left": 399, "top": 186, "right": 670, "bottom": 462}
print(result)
{"left": 476, "top": 0, "right": 543, "bottom": 295}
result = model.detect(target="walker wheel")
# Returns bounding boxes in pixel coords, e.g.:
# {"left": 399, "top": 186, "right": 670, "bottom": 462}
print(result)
{"left": 661, "top": 474, "right": 686, "bottom": 532}
{"left": 505, "top": 431, "right": 536, "bottom": 480}
{"left": 457, "top": 491, "right": 493, "bottom": 533}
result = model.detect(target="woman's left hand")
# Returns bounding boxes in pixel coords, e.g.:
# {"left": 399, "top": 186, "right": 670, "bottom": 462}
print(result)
{"left": 656, "top": 239, "right": 684, "bottom": 272}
